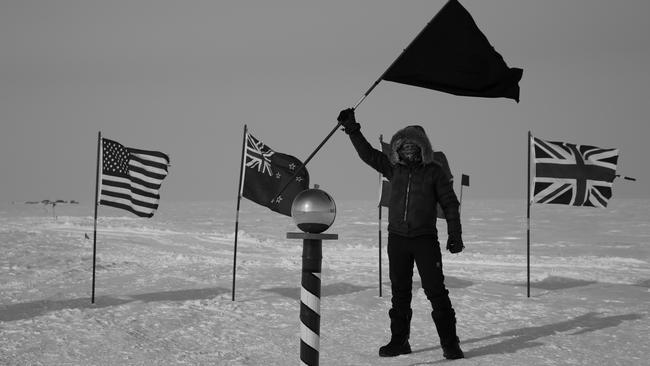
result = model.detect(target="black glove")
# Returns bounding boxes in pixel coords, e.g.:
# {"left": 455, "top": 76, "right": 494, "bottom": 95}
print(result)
{"left": 446, "top": 232, "right": 464, "bottom": 254}
{"left": 337, "top": 108, "right": 360, "bottom": 134}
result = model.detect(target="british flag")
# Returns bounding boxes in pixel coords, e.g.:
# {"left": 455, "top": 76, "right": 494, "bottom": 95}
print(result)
{"left": 531, "top": 136, "right": 619, "bottom": 208}
{"left": 245, "top": 133, "right": 275, "bottom": 176}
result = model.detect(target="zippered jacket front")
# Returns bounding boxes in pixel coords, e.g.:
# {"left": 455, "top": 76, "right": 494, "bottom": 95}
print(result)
{"left": 348, "top": 126, "right": 461, "bottom": 238}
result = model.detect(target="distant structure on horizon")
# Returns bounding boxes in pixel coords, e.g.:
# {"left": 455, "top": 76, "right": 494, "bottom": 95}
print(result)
{"left": 23, "top": 199, "right": 80, "bottom": 204}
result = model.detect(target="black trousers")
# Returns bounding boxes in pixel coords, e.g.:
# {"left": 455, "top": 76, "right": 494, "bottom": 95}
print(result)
{"left": 387, "top": 233, "right": 453, "bottom": 313}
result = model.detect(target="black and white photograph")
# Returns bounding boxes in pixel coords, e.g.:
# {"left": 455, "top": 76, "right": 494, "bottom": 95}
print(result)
{"left": 1, "top": 0, "right": 648, "bottom": 365}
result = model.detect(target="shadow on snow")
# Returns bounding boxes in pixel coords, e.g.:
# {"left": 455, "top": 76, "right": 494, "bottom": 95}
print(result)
{"left": 412, "top": 276, "right": 475, "bottom": 289}
{"left": 262, "top": 282, "right": 375, "bottom": 300}
{"left": 635, "top": 279, "right": 650, "bottom": 288}
{"left": 260, "top": 275, "right": 472, "bottom": 301}
{"left": 408, "top": 311, "right": 643, "bottom": 365}
{"left": 0, "top": 287, "right": 229, "bottom": 322}
{"left": 512, "top": 276, "right": 597, "bottom": 290}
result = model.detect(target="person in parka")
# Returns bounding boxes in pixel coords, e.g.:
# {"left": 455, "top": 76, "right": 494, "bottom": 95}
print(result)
{"left": 337, "top": 108, "right": 465, "bottom": 360}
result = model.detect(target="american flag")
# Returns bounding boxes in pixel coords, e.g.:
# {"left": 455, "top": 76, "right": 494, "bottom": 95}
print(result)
{"left": 532, "top": 136, "right": 618, "bottom": 208}
{"left": 100, "top": 138, "right": 170, "bottom": 217}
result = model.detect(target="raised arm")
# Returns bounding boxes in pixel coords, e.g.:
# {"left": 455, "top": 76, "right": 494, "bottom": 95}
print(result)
{"left": 337, "top": 108, "right": 393, "bottom": 179}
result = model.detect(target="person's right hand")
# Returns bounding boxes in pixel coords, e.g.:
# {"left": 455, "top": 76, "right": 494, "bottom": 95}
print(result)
{"left": 337, "top": 108, "right": 360, "bottom": 134}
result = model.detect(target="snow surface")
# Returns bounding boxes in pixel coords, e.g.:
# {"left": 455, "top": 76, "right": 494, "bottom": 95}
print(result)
{"left": 1, "top": 199, "right": 648, "bottom": 365}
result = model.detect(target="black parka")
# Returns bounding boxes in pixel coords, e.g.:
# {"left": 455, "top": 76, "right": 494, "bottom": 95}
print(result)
{"left": 348, "top": 125, "right": 461, "bottom": 238}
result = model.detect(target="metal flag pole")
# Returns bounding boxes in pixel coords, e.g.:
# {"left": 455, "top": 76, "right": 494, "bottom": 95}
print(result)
{"left": 350, "top": 8, "right": 441, "bottom": 112}
{"left": 377, "top": 135, "right": 384, "bottom": 298}
{"left": 527, "top": 131, "right": 532, "bottom": 298}
{"left": 270, "top": 122, "right": 341, "bottom": 204}
{"left": 92, "top": 131, "right": 101, "bottom": 304}
{"left": 232, "top": 125, "right": 248, "bottom": 301}
{"left": 378, "top": 199, "right": 383, "bottom": 298}
{"left": 271, "top": 13, "right": 438, "bottom": 203}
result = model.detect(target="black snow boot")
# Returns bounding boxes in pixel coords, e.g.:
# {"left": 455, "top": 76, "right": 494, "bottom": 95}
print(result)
{"left": 442, "top": 343, "right": 464, "bottom": 360}
{"left": 431, "top": 309, "right": 464, "bottom": 360}
{"left": 379, "top": 338, "right": 412, "bottom": 357}
{"left": 379, "top": 308, "right": 412, "bottom": 357}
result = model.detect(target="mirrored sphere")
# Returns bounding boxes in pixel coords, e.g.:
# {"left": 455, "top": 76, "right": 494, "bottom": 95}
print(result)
{"left": 291, "top": 188, "right": 336, "bottom": 233}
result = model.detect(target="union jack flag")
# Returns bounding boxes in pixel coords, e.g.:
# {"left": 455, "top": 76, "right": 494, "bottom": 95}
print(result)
{"left": 241, "top": 129, "right": 309, "bottom": 216}
{"left": 531, "top": 136, "right": 619, "bottom": 208}
{"left": 245, "top": 133, "right": 274, "bottom": 176}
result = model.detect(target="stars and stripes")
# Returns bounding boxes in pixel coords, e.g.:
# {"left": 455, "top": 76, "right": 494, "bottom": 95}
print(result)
{"left": 100, "top": 138, "right": 170, "bottom": 217}
{"left": 531, "top": 136, "right": 619, "bottom": 208}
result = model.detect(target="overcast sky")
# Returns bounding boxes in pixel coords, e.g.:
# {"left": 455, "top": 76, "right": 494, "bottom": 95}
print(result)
{"left": 1, "top": 0, "right": 648, "bottom": 205}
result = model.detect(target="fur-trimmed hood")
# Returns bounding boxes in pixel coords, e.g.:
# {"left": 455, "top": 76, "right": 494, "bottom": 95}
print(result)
{"left": 389, "top": 125, "right": 435, "bottom": 165}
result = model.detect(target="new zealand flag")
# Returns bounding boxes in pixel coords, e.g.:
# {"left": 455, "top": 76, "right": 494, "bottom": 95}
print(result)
{"left": 242, "top": 130, "right": 309, "bottom": 216}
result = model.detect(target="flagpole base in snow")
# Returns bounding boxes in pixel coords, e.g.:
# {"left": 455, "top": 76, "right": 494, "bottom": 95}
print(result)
{"left": 287, "top": 232, "right": 338, "bottom": 366}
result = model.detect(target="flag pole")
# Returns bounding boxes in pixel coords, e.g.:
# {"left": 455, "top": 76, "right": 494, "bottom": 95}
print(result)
{"left": 459, "top": 184, "right": 464, "bottom": 214}
{"left": 526, "top": 131, "right": 532, "bottom": 298}
{"left": 271, "top": 122, "right": 340, "bottom": 203}
{"left": 378, "top": 194, "right": 383, "bottom": 298}
{"left": 378, "top": 135, "right": 384, "bottom": 298}
{"left": 92, "top": 131, "right": 101, "bottom": 304}
{"left": 232, "top": 125, "right": 247, "bottom": 301}
{"left": 272, "top": 11, "right": 441, "bottom": 202}
{"left": 353, "top": 5, "right": 446, "bottom": 111}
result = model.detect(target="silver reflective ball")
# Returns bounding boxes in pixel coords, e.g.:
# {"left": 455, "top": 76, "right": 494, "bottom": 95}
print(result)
{"left": 291, "top": 188, "right": 336, "bottom": 233}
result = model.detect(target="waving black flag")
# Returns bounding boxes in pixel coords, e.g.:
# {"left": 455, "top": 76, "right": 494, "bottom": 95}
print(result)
{"left": 382, "top": 0, "right": 523, "bottom": 102}
{"left": 278, "top": 1, "right": 521, "bottom": 216}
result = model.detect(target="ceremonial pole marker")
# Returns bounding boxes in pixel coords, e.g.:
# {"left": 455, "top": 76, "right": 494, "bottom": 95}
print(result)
{"left": 287, "top": 233, "right": 337, "bottom": 366}
{"left": 289, "top": 186, "right": 337, "bottom": 366}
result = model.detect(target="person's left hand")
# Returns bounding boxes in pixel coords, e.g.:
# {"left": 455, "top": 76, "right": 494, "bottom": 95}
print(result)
{"left": 446, "top": 233, "right": 464, "bottom": 254}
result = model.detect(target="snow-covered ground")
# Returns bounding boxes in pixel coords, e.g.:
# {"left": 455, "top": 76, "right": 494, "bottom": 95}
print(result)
{"left": 1, "top": 199, "right": 648, "bottom": 365}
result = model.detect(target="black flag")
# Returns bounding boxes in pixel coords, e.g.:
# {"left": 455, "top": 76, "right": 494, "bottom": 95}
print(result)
{"left": 382, "top": 0, "right": 523, "bottom": 102}
{"left": 461, "top": 174, "right": 470, "bottom": 187}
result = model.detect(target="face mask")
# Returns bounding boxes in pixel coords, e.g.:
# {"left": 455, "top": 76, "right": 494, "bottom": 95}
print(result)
{"left": 398, "top": 142, "right": 421, "bottom": 163}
